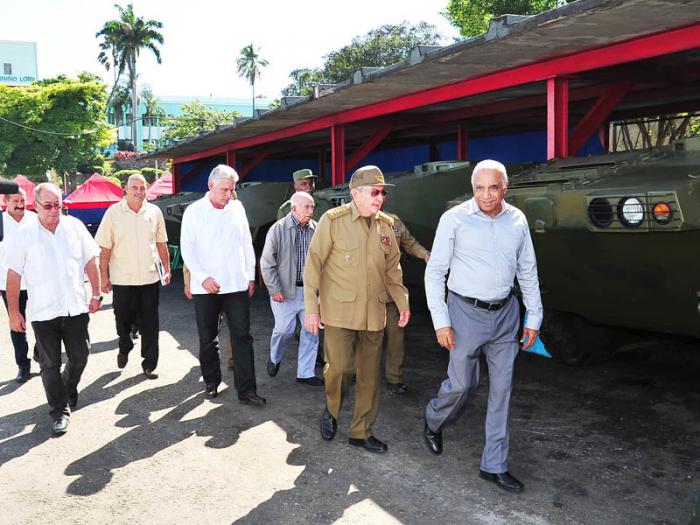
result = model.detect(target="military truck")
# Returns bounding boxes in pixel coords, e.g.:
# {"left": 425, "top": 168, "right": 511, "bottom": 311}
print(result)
{"left": 447, "top": 137, "right": 700, "bottom": 364}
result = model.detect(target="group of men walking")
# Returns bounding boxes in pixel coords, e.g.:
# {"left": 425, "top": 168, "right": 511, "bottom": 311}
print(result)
{"left": 1, "top": 158, "right": 542, "bottom": 493}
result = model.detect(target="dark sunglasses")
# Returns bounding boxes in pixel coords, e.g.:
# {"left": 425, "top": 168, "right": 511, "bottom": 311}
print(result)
{"left": 368, "top": 188, "right": 388, "bottom": 198}
{"left": 37, "top": 201, "right": 62, "bottom": 210}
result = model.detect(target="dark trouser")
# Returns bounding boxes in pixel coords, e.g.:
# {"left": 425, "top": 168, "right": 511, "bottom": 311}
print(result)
{"left": 32, "top": 314, "right": 90, "bottom": 419}
{"left": 1, "top": 290, "right": 31, "bottom": 370}
{"left": 193, "top": 292, "right": 256, "bottom": 396}
{"left": 112, "top": 282, "right": 160, "bottom": 371}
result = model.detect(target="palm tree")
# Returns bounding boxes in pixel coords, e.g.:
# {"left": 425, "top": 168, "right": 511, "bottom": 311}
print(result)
{"left": 236, "top": 44, "right": 269, "bottom": 114}
{"left": 140, "top": 86, "right": 165, "bottom": 142}
{"left": 97, "top": 3, "right": 164, "bottom": 150}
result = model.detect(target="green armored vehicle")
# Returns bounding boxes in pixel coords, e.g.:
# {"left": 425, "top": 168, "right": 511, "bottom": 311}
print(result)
{"left": 154, "top": 181, "right": 290, "bottom": 251}
{"left": 448, "top": 137, "right": 700, "bottom": 364}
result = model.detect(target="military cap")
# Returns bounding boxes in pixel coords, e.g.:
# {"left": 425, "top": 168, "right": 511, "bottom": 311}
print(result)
{"left": 348, "top": 165, "right": 395, "bottom": 189}
{"left": 293, "top": 169, "right": 317, "bottom": 182}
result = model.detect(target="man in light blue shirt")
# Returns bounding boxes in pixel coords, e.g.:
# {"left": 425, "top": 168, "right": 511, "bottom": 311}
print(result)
{"left": 422, "top": 159, "right": 543, "bottom": 494}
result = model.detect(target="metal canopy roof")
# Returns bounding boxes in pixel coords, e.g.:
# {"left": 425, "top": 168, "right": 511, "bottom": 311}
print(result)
{"left": 146, "top": 0, "right": 700, "bottom": 162}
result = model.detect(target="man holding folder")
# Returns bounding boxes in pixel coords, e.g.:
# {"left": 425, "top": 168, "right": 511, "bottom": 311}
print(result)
{"left": 96, "top": 173, "right": 170, "bottom": 379}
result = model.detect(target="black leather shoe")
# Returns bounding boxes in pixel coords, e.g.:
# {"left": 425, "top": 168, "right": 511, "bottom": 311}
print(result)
{"left": 16, "top": 368, "right": 30, "bottom": 383}
{"left": 205, "top": 384, "right": 218, "bottom": 399}
{"left": 348, "top": 436, "right": 388, "bottom": 453}
{"left": 424, "top": 421, "right": 443, "bottom": 455}
{"left": 266, "top": 359, "right": 280, "bottom": 377}
{"left": 387, "top": 382, "right": 407, "bottom": 395}
{"left": 143, "top": 369, "right": 159, "bottom": 380}
{"left": 479, "top": 470, "right": 524, "bottom": 493}
{"left": 52, "top": 416, "right": 69, "bottom": 435}
{"left": 239, "top": 390, "right": 266, "bottom": 407}
{"left": 117, "top": 353, "right": 128, "bottom": 369}
{"left": 320, "top": 407, "right": 337, "bottom": 440}
{"left": 297, "top": 376, "right": 324, "bottom": 386}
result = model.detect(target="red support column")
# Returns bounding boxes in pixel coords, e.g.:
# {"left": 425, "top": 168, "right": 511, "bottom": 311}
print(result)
{"left": 331, "top": 125, "right": 346, "bottom": 186}
{"left": 318, "top": 147, "right": 327, "bottom": 185}
{"left": 226, "top": 150, "right": 237, "bottom": 171}
{"left": 547, "top": 77, "right": 569, "bottom": 160}
{"left": 173, "top": 163, "right": 181, "bottom": 193}
{"left": 457, "top": 124, "right": 468, "bottom": 161}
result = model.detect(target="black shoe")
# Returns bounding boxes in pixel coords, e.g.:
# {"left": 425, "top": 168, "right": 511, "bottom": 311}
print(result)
{"left": 479, "top": 470, "right": 524, "bottom": 493}
{"left": 387, "top": 382, "right": 407, "bottom": 395}
{"left": 16, "top": 368, "right": 30, "bottom": 383}
{"left": 52, "top": 416, "right": 69, "bottom": 435}
{"left": 205, "top": 384, "right": 219, "bottom": 399}
{"left": 68, "top": 392, "right": 78, "bottom": 409}
{"left": 320, "top": 407, "right": 337, "bottom": 441}
{"left": 424, "top": 420, "right": 443, "bottom": 455}
{"left": 348, "top": 436, "right": 388, "bottom": 454}
{"left": 266, "top": 359, "right": 280, "bottom": 377}
{"left": 143, "top": 368, "right": 159, "bottom": 380}
{"left": 117, "top": 353, "right": 128, "bottom": 369}
{"left": 239, "top": 390, "right": 266, "bottom": 407}
{"left": 296, "top": 376, "right": 324, "bottom": 387}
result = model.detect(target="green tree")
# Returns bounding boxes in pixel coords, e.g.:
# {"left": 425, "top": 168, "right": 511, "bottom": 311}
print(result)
{"left": 443, "top": 0, "right": 569, "bottom": 38}
{"left": 236, "top": 43, "right": 269, "bottom": 113}
{"left": 160, "top": 101, "right": 240, "bottom": 144}
{"left": 96, "top": 3, "right": 164, "bottom": 150}
{"left": 0, "top": 76, "right": 113, "bottom": 181}
{"left": 140, "top": 86, "right": 165, "bottom": 142}
{"left": 280, "top": 22, "right": 441, "bottom": 95}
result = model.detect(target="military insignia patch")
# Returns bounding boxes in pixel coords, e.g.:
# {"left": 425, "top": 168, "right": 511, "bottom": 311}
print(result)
{"left": 381, "top": 235, "right": 392, "bottom": 246}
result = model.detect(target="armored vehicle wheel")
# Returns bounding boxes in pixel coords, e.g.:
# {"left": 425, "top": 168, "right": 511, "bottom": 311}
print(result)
{"left": 541, "top": 310, "right": 615, "bottom": 366}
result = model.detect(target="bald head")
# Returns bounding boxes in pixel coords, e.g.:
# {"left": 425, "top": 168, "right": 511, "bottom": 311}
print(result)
{"left": 290, "top": 191, "right": 315, "bottom": 225}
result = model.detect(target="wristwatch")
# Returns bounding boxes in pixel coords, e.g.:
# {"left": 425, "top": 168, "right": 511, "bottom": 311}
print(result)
{"left": 91, "top": 295, "right": 103, "bottom": 302}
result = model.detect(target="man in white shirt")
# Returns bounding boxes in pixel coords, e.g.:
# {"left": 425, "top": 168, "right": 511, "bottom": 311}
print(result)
{"left": 95, "top": 174, "right": 170, "bottom": 380}
{"left": 180, "top": 165, "right": 265, "bottom": 405}
{"left": 5, "top": 183, "right": 101, "bottom": 435}
{"left": 0, "top": 188, "right": 37, "bottom": 383}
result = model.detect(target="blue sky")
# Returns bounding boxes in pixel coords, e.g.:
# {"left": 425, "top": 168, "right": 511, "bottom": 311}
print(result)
{"left": 4, "top": 0, "right": 459, "bottom": 99}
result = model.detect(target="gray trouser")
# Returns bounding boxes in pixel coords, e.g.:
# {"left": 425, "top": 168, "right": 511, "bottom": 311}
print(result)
{"left": 425, "top": 292, "right": 519, "bottom": 474}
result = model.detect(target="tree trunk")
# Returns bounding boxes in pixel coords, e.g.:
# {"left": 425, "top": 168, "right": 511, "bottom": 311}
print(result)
{"left": 252, "top": 79, "right": 256, "bottom": 114}
{"left": 130, "top": 58, "right": 138, "bottom": 151}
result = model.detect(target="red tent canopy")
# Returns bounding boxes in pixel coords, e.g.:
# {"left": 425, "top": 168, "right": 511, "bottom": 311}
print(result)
{"left": 1, "top": 175, "right": 36, "bottom": 211}
{"left": 64, "top": 173, "right": 123, "bottom": 209}
{"left": 146, "top": 172, "right": 173, "bottom": 200}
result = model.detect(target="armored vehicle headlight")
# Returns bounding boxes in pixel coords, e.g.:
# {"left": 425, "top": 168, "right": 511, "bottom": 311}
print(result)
{"left": 618, "top": 197, "right": 644, "bottom": 227}
{"left": 652, "top": 202, "right": 672, "bottom": 224}
{"left": 588, "top": 198, "right": 613, "bottom": 228}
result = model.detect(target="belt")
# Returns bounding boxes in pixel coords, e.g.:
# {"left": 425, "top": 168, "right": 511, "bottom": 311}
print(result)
{"left": 454, "top": 291, "right": 512, "bottom": 311}
{"left": 295, "top": 280, "right": 304, "bottom": 287}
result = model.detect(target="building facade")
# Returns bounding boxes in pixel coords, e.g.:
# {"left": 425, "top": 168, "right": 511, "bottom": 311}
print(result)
{"left": 0, "top": 41, "right": 38, "bottom": 86}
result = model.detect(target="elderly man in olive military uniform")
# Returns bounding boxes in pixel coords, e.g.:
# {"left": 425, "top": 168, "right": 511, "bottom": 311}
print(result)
{"left": 304, "top": 165, "right": 410, "bottom": 454}
{"left": 381, "top": 193, "right": 430, "bottom": 395}
{"left": 277, "top": 169, "right": 317, "bottom": 220}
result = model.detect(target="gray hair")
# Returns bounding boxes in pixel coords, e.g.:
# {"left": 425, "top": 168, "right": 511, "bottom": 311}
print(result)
{"left": 208, "top": 164, "right": 239, "bottom": 186}
{"left": 290, "top": 191, "right": 314, "bottom": 208}
{"left": 35, "top": 182, "right": 62, "bottom": 203}
{"left": 471, "top": 159, "right": 508, "bottom": 188}
{"left": 127, "top": 173, "right": 147, "bottom": 186}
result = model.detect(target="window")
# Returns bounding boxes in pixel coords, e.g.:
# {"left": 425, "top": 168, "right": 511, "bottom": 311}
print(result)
{"left": 3, "top": 63, "right": 11, "bottom": 75}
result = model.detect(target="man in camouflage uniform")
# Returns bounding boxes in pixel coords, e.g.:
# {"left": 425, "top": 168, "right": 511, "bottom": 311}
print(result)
{"left": 277, "top": 168, "right": 317, "bottom": 220}
{"left": 304, "top": 165, "right": 410, "bottom": 454}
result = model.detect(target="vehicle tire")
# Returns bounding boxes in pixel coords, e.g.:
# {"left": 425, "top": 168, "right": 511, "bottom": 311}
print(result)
{"left": 541, "top": 310, "right": 615, "bottom": 366}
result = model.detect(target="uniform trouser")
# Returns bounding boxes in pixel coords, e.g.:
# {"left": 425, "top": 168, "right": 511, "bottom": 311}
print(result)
{"left": 324, "top": 325, "right": 383, "bottom": 440}
{"left": 31, "top": 314, "right": 90, "bottom": 419}
{"left": 425, "top": 292, "right": 519, "bottom": 474}
{"left": 269, "top": 286, "right": 319, "bottom": 378}
{"left": 193, "top": 291, "right": 256, "bottom": 396}
{"left": 1, "top": 290, "right": 31, "bottom": 370}
{"left": 384, "top": 301, "right": 404, "bottom": 384}
{"left": 112, "top": 282, "right": 160, "bottom": 371}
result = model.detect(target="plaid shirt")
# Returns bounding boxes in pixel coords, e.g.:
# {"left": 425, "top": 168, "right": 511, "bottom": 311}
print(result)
{"left": 291, "top": 214, "right": 312, "bottom": 283}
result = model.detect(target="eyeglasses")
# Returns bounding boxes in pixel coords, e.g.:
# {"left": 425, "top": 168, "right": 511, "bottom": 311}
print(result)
{"left": 363, "top": 188, "right": 387, "bottom": 198}
{"left": 37, "top": 201, "right": 62, "bottom": 210}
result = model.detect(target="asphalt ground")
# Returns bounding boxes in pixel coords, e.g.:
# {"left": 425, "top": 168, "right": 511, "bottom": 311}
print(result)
{"left": 0, "top": 271, "right": 698, "bottom": 524}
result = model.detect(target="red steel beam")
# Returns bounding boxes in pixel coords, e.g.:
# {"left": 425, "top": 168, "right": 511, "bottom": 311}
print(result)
{"left": 331, "top": 125, "right": 345, "bottom": 186}
{"left": 238, "top": 151, "right": 270, "bottom": 179}
{"left": 173, "top": 23, "right": 700, "bottom": 164}
{"left": 547, "top": 77, "right": 569, "bottom": 159}
{"left": 346, "top": 125, "right": 394, "bottom": 173}
{"left": 457, "top": 124, "right": 468, "bottom": 160}
{"left": 173, "top": 163, "right": 181, "bottom": 193}
{"left": 569, "top": 81, "right": 632, "bottom": 155}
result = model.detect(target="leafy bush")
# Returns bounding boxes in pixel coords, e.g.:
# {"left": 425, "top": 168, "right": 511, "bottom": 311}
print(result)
{"left": 113, "top": 169, "right": 141, "bottom": 184}
{"left": 140, "top": 167, "right": 163, "bottom": 183}
{"left": 90, "top": 166, "right": 104, "bottom": 175}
